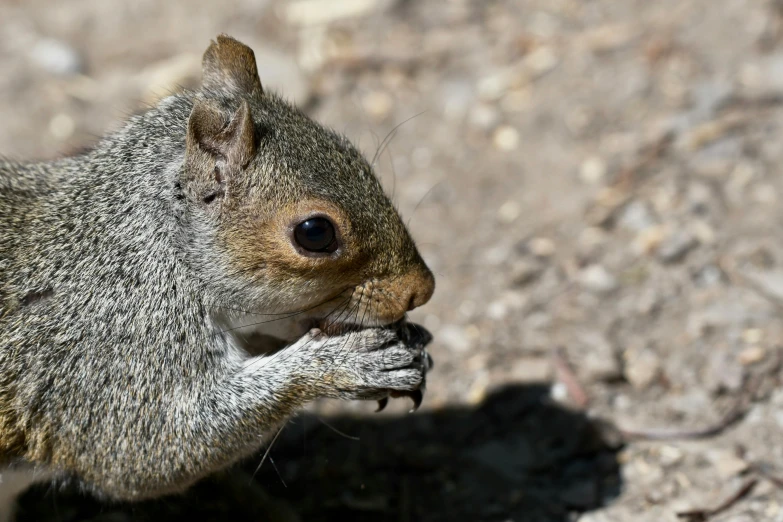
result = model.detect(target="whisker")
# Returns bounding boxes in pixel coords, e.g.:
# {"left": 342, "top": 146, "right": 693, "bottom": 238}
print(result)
{"left": 242, "top": 296, "right": 354, "bottom": 371}
{"left": 212, "top": 293, "right": 349, "bottom": 335}
{"left": 252, "top": 422, "right": 287, "bottom": 480}
{"left": 317, "top": 416, "right": 360, "bottom": 441}
{"left": 371, "top": 111, "right": 426, "bottom": 168}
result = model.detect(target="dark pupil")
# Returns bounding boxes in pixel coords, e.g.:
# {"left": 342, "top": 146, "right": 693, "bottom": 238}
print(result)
{"left": 294, "top": 218, "right": 336, "bottom": 253}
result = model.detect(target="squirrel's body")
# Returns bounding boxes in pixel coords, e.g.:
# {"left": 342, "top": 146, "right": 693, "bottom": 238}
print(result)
{"left": 0, "top": 36, "right": 434, "bottom": 520}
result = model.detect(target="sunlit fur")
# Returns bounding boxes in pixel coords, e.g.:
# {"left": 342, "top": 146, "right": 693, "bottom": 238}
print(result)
{"left": 0, "top": 34, "right": 433, "bottom": 515}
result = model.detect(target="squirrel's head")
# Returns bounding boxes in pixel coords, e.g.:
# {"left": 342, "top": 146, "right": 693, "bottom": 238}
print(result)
{"left": 178, "top": 35, "right": 434, "bottom": 341}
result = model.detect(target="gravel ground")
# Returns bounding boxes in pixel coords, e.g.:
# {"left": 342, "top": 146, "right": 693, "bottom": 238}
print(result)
{"left": 4, "top": 1, "right": 783, "bottom": 521}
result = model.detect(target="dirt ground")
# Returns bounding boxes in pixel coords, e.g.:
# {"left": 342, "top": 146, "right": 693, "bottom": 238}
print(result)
{"left": 4, "top": 0, "right": 783, "bottom": 520}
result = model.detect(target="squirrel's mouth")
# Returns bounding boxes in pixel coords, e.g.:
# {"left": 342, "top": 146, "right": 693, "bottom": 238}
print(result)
{"left": 306, "top": 317, "right": 408, "bottom": 337}
{"left": 308, "top": 318, "right": 365, "bottom": 336}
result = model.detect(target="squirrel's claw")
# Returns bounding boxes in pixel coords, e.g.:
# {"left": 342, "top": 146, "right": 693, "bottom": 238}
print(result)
{"left": 376, "top": 388, "right": 424, "bottom": 413}
{"left": 373, "top": 324, "right": 431, "bottom": 414}
{"left": 407, "top": 389, "right": 423, "bottom": 412}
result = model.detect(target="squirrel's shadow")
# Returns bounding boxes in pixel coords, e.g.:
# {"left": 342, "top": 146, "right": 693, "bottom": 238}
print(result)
{"left": 17, "top": 384, "right": 623, "bottom": 522}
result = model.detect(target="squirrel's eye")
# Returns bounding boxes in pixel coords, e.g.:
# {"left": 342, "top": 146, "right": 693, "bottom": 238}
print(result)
{"left": 293, "top": 217, "right": 338, "bottom": 254}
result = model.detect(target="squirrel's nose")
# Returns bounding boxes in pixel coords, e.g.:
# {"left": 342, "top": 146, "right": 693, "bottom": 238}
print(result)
{"left": 405, "top": 266, "right": 435, "bottom": 311}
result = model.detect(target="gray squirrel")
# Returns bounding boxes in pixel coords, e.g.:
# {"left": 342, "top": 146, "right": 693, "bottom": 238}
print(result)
{"left": 0, "top": 35, "right": 435, "bottom": 520}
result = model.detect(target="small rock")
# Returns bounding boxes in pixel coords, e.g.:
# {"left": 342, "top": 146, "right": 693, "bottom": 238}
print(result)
{"left": 741, "top": 269, "right": 783, "bottom": 302}
{"left": 30, "top": 38, "right": 83, "bottom": 75}
{"left": 579, "top": 156, "right": 607, "bottom": 185}
{"left": 497, "top": 200, "right": 521, "bottom": 223}
{"left": 704, "top": 351, "right": 745, "bottom": 393}
{"left": 48, "top": 113, "right": 75, "bottom": 140}
{"left": 580, "top": 23, "right": 638, "bottom": 53}
{"left": 509, "top": 356, "right": 551, "bottom": 382}
{"left": 441, "top": 79, "right": 474, "bottom": 121}
{"left": 635, "top": 287, "right": 661, "bottom": 315}
{"left": 362, "top": 91, "right": 393, "bottom": 120}
{"left": 578, "top": 332, "right": 622, "bottom": 382}
{"left": 623, "top": 344, "right": 661, "bottom": 389}
{"left": 477, "top": 67, "right": 521, "bottom": 101}
{"left": 510, "top": 258, "right": 544, "bottom": 287}
{"left": 550, "top": 381, "right": 570, "bottom": 403}
{"left": 528, "top": 237, "right": 556, "bottom": 257}
{"left": 657, "top": 445, "right": 684, "bottom": 467}
{"left": 468, "top": 104, "right": 500, "bottom": 131}
{"left": 437, "top": 324, "right": 470, "bottom": 353}
{"left": 579, "top": 265, "right": 619, "bottom": 295}
{"left": 285, "top": 0, "right": 379, "bottom": 26}
{"left": 738, "top": 346, "right": 766, "bottom": 366}
{"left": 689, "top": 220, "right": 717, "bottom": 245}
{"left": 493, "top": 125, "right": 520, "bottom": 151}
{"left": 486, "top": 300, "right": 508, "bottom": 320}
{"left": 693, "top": 264, "right": 725, "bottom": 287}
{"left": 577, "top": 226, "right": 609, "bottom": 258}
{"left": 618, "top": 201, "right": 656, "bottom": 232}
{"left": 657, "top": 231, "right": 698, "bottom": 263}
{"left": 633, "top": 225, "right": 667, "bottom": 256}
{"left": 706, "top": 449, "right": 748, "bottom": 479}
{"left": 742, "top": 328, "right": 763, "bottom": 345}
{"left": 752, "top": 183, "right": 778, "bottom": 205}
{"left": 686, "top": 182, "right": 715, "bottom": 216}
{"left": 484, "top": 243, "right": 512, "bottom": 265}
{"left": 525, "top": 46, "right": 559, "bottom": 75}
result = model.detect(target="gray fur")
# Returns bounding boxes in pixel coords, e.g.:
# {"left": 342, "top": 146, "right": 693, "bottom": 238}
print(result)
{"left": 0, "top": 36, "right": 433, "bottom": 505}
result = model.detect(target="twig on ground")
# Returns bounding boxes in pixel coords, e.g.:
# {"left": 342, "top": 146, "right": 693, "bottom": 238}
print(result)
{"left": 675, "top": 478, "right": 758, "bottom": 522}
{"left": 551, "top": 347, "right": 590, "bottom": 409}
{"left": 617, "top": 373, "right": 763, "bottom": 442}
{"left": 617, "top": 403, "right": 748, "bottom": 442}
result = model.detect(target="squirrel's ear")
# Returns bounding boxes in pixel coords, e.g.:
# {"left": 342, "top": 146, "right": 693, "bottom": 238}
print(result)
{"left": 202, "top": 34, "right": 264, "bottom": 96}
{"left": 186, "top": 99, "right": 257, "bottom": 168}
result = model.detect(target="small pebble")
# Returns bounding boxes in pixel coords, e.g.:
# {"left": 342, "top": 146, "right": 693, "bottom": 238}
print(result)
{"left": 618, "top": 201, "right": 656, "bottom": 232}
{"left": 633, "top": 225, "right": 667, "bottom": 256}
{"left": 48, "top": 113, "right": 75, "bottom": 140}
{"left": 656, "top": 231, "right": 698, "bottom": 263}
{"left": 362, "top": 91, "right": 393, "bottom": 120}
{"left": 510, "top": 259, "right": 544, "bottom": 287}
{"left": 437, "top": 324, "right": 470, "bottom": 353}
{"left": 529, "top": 237, "right": 556, "bottom": 257}
{"left": 742, "top": 328, "right": 763, "bottom": 345}
{"left": 469, "top": 104, "right": 501, "bottom": 131}
{"left": 623, "top": 345, "right": 661, "bottom": 389}
{"left": 579, "top": 332, "right": 622, "bottom": 382}
{"left": 493, "top": 125, "right": 520, "bottom": 151}
{"left": 579, "top": 156, "right": 607, "bottom": 185}
{"left": 579, "top": 264, "right": 619, "bottom": 295}
{"left": 30, "top": 38, "right": 83, "bottom": 75}
{"left": 693, "top": 264, "right": 724, "bottom": 287}
{"left": 658, "top": 445, "right": 684, "bottom": 467}
{"left": 526, "top": 46, "right": 559, "bottom": 75}
{"left": 706, "top": 449, "right": 748, "bottom": 479}
{"left": 486, "top": 300, "right": 508, "bottom": 320}
{"left": 738, "top": 346, "right": 766, "bottom": 365}
{"left": 285, "top": 0, "right": 378, "bottom": 26}
{"left": 497, "top": 200, "right": 521, "bottom": 223}
{"left": 550, "top": 381, "right": 569, "bottom": 403}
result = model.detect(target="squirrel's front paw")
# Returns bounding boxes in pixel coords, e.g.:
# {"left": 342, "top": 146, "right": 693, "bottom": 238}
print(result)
{"left": 304, "top": 323, "right": 433, "bottom": 409}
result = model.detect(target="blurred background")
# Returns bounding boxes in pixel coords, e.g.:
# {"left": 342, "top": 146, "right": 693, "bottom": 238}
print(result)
{"left": 5, "top": 0, "right": 783, "bottom": 521}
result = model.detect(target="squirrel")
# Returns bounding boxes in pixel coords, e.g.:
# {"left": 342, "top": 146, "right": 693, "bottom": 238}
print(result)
{"left": 0, "top": 34, "right": 435, "bottom": 520}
